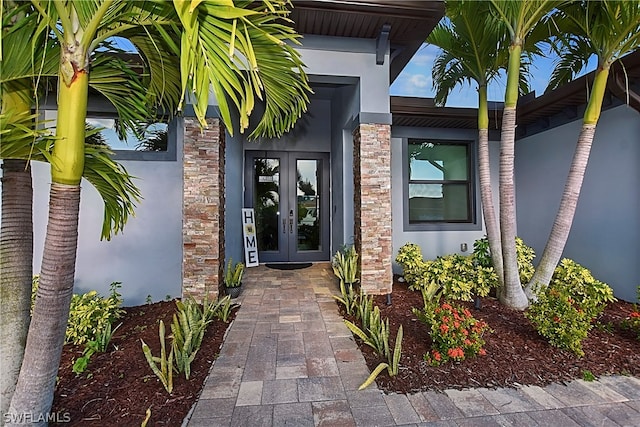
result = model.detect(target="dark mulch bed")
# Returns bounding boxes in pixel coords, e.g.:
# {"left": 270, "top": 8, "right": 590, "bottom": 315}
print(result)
{"left": 50, "top": 277, "right": 640, "bottom": 426}
{"left": 347, "top": 276, "right": 640, "bottom": 393}
{"left": 51, "top": 300, "right": 236, "bottom": 426}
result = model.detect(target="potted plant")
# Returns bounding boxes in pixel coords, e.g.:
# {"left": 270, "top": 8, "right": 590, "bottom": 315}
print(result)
{"left": 224, "top": 258, "right": 245, "bottom": 298}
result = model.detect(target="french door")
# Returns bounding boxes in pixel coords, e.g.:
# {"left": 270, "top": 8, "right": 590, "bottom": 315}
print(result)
{"left": 244, "top": 151, "right": 330, "bottom": 263}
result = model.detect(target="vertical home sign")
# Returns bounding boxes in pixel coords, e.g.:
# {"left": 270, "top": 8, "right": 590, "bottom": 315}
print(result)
{"left": 242, "top": 208, "right": 259, "bottom": 267}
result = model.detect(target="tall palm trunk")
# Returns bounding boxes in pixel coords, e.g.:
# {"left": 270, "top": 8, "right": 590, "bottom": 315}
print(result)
{"left": 0, "top": 159, "right": 33, "bottom": 419}
{"left": 499, "top": 44, "right": 528, "bottom": 310}
{"left": 0, "top": 87, "right": 34, "bottom": 419}
{"left": 477, "top": 85, "right": 504, "bottom": 286}
{"left": 7, "top": 185, "right": 80, "bottom": 425}
{"left": 526, "top": 68, "right": 609, "bottom": 294}
{"left": 7, "top": 51, "right": 88, "bottom": 424}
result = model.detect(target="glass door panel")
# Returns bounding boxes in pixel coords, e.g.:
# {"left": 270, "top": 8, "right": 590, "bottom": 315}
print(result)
{"left": 253, "top": 158, "right": 280, "bottom": 252}
{"left": 296, "top": 159, "right": 320, "bottom": 252}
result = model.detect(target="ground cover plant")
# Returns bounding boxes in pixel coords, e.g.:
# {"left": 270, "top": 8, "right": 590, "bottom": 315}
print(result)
{"left": 340, "top": 275, "right": 640, "bottom": 394}
{"left": 49, "top": 260, "right": 640, "bottom": 425}
{"left": 51, "top": 298, "right": 236, "bottom": 426}
{"left": 337, "top": 242, "right": 640, "bottom": 393}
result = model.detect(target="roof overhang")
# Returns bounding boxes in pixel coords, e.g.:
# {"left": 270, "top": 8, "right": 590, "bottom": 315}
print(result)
{"left": 290, "top": 1, "right": 445, "bottom": 82}
{"left": 391, "top": 50, "right": 640, "bottom": 137}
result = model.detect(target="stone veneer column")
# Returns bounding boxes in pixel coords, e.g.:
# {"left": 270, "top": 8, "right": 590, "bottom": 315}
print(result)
{"left": 353, "top": 123, "right": 393, "bottom": 294}
{"left": 182, "top": 117, "right": 225, "bottom": 300}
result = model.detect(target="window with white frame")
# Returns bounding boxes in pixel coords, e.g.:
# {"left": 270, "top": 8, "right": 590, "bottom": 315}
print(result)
{"left": 406, "top": 139, "right": 475, "bottom": 225}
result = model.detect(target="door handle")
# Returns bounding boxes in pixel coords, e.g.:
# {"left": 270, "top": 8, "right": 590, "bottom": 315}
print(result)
{"left": 283, "top": 218, "right": 286, "bottom": 234}
{"left": 289, "top": 209, "right": 294, "bottom": 234}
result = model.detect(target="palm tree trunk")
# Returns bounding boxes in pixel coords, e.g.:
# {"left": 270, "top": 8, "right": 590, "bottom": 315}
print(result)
{"left": 477, "top": 86, "right": 503, "bottom": 286}
{"left": 7, "top": 49, "right": 88, "bottom": 423}
{"left": 0, "top": 159, "right": 33, "bottom": 419}
{"left": 499, "top": 106, "right": 528, "bottom": 310}
{"left": 1, "top": 84, "right": 35, "bottom": 418}
{"left": 526, "top": 124, "right": 596, "bottom": 295}
{"left": 526, "top": 67, "right": 609, "bottom": 295}
{"left": 6, "top": 184, "right": 80, "bottom": 426}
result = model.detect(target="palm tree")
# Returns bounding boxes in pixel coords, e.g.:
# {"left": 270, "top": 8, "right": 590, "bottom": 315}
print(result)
{"left": 0, "top": 91, "right": 34, "bottom": 419}
{"left": 1, "top": 2, "right": 153, "bottom": 412}
{"left": 3, "top": 1, "right": 309, "bottom": 422}
{"left": 428, "top": 0, "right": 520, "bottom": 291}
{"left": 526, "top": 0, "right": 640, "bottom": 295}
{"left": 488, "top": 0, "right": 564, "bottom": 309}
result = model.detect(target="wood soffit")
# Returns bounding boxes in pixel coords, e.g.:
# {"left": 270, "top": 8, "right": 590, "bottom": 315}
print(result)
{"left": 290, "top": 0, "right": 445, "bottom": 81}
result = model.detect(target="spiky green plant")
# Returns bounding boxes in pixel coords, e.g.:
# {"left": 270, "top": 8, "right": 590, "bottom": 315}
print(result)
{"left": 332, "top": 245, "right": 359, "bottom": 285}
{"left": 358, "top": 325, "right": 403, "bottom": 390}
{"left": 224, "top": 258, "right": 245, "bottom": 288}
{"left": 171, "top": 299, "right": 212, "bottom": 380}
{"left": 141, "top": 320, "right": 173, "bottom": 394}
{"left": 333, "top": 281, "right": 359, "bottom": 316}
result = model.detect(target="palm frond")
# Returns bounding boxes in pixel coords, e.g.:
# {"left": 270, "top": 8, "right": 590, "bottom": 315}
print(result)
{"left": 549, "top": 0, "right": 640, "bottom": 92}
{"left": 173, "top": 0, "right": 311, "bottom": 138}
{"left": 0, "top": 111, "right": 141, "bottom": 240}
{"left": 1, "top": 5, "right": 59, "bottom": 86}
{"left": 547, "top": 37, "right": 594, "bottom": 91}
{"left": 83, "top": 141, "right": 142, "bottom": 240}
{"left": 427, "top": 2, "right": 511, "bottom": 107}
{"left": 89, "top": 52, "right": 153, "bottom": 139}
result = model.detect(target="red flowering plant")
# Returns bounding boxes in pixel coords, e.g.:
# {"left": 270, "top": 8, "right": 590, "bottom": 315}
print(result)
{"left": 416, "top": 301, "right": 490, "bottom": 366}
{"left": 622, "top": 286, "right": 640, "bottom": 340}
{"left": 623, "top": 309, "right": 640, "bottom": 339}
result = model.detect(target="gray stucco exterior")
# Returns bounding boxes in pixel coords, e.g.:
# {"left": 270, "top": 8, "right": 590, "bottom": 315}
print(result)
{"left": 5, "top": 20, "right": 639, "bottom": 303}
{"left": 516, "top": 105, "right": 640, "bottom": 302}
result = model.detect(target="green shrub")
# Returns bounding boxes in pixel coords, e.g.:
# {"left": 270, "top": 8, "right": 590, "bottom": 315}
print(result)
{"left": 550, "top": 259, "right": 616, "bottom": 317}
{"left": 525, "top": 259, "right": 615, "bottom": 356}
{"left": 424, "top": 254, "right": 496, "bottom": 301}
{"left": 31, "top": 275, "right": 39, "bottom": 314}
{"left": 66, "top": 282, "right": 125, "bottom": 345}
{"left": 395, "top": 243, "right": 424, "bottom": 284}
{"left": 472, "top": 236, "right": 535, "bottom": 284}
{"left": 417, "top": 300, "right": 490, "bottom": 366}
{"left": 396, "top": 243, "right": 497, "bottom": 302}
{"left": 515, "top": 237, "right": 536, "bottom": 284}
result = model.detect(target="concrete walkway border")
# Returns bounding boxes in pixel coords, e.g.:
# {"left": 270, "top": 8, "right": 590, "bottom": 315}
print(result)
{"left": 184, "top": 263, "right": 640, "bottom": 426}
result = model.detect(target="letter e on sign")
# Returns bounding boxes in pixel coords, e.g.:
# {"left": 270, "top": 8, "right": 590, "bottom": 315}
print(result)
{"left": 242, "top": 208, "right": 259, "bottom": 267}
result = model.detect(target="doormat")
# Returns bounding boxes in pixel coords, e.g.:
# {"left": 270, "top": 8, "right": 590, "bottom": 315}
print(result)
{"left": 265, "top": 263, "right": 312, "bottom": 270}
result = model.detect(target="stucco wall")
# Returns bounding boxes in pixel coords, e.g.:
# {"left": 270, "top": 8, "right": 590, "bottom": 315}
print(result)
{"left": 516, "top": 105, "right": 640, "bottom": 302}
{"left": 23, "top": 119, "right": 184, "bottom": 305}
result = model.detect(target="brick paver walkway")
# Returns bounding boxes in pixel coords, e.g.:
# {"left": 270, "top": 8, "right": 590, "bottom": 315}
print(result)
{"left": 185, "top": 263, "right": 640, "bottom": 426}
